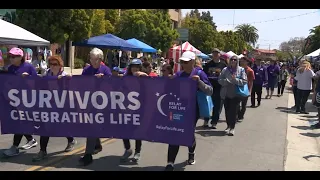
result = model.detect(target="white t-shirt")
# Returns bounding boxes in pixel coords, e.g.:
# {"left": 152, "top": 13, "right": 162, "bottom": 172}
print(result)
{"left": 295, "top": 69, "right": 315, "bottom": 90}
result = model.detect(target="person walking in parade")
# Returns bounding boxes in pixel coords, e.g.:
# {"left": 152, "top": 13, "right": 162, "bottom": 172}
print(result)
{"left": 203, "top": 48, "right": 227, "bottom": 129}
{"left": 121, "top": 58, "right": 147, "bottom": 163}
{"left": 295, "top": 61, "right": 315, "bottom": 114}
{"left": 251, "top": 59, "right": 268, "bottom": 107}
{"left": 161, "top": 64, "right": 173, "bottom": 77}
{"left": 3, "top": 48, "right": 38, "bottom": 157}
{"left": 265, "top": 60, "right": 280, "bottom": 99}
{"left": 32, "top": 55, "right": 76, "bottom": 162}
{"left": 277, "top": 64, "right": 289, "bottom": 97}
{"left": 218, "top": 56, "right": 248, "bottom": 136}
{"left": 238, "top": 57, "right": 255, "bottom": 122}
{"left": 79, "top": 48, "right": 112, "bottom": 166}
{"left": 165, "top": 51, "right": 213, "bottom": 171}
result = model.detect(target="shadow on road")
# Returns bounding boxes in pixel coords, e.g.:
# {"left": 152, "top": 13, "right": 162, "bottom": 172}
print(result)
{"left": 291, "top": 126, "right": 311, "bottom": 130}
{"left": 195, "top": 130, "right": 226, "bottom": 137}
{"left": 300, "top": 132, "right": 320, "bottom": 138}
{"left": 0, "top": 150, "right": 187, "bottom": 171}
{"left": 275, "top": 107, "right": 296, "bottom": 114}
{"left": 303, "top": 155, "right": 320, "bottom": 161}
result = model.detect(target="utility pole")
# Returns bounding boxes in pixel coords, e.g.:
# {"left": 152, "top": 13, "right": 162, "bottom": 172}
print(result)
{"left": 232, "top": 10, "right": 236, "bottom": 30}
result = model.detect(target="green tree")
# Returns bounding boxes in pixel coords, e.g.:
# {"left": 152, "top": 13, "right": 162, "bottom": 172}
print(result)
{"left": 279, "top": 37, "right": 305, "bottom": 61}
{"left": 182, "top": 16, "right": 223, "bottom": 54}
{"left": 14, "top": 9, "right": 92, "bottom": 43}
{"left": 199, "top": 11, "right": 217, "bottom": 30}
{"left": 90, "top": 9, "right": 106, "bottom": 37}
{"left": 219, "top": 31, "right": 248, "bottom": 54}
{"left": 235, "top": 23, "right": 259, "bottom": 46}
{"left": 105, "top": 9, "right": 120, "bottom": 26}
{"left": 116, "top": 9, "right": 178, "bottom": 52}
{"left": 306, "top": 26, "right": 320, "bottom": 55}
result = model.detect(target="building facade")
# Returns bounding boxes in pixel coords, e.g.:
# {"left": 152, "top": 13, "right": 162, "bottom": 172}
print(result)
{"left": 252, "top": 49, "right": 277, "bottom": 61}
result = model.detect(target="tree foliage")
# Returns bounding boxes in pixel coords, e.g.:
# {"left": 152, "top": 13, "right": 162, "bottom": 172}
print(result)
{"left": 116, "top": 9, "right": 178, "bottom": 52}
{"left": 235, "top": 24, "right": 259, "bottom": 46}
{"left": 306, "top": 26, "right": 320, "bottom": 55}
{"left": 278, "top": 37, "right": 305, "bottom": 61}
{"left": 14, "top": 9, "right": 92, "bottom": 43}
{"left": 182, "top": 12, "right": 249, "bottom": 54}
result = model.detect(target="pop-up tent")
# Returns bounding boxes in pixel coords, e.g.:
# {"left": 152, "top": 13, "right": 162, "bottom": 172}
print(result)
{"left": 0, "top": 19, "right": 50, "bottom": 46}
{"left": 72, "top": 33, "right": 141, "bottom": 51}
{"left": 126, "top": 38, "right": 156, "bottom": 53}
{"left": 197, "top": 53, "right": 209, "bottom": 59}
{"left": 168, "top": 41, "right": 202, "bottom": 72}
{"left": 306, "top": 48, "right": 320, "bottom": 57}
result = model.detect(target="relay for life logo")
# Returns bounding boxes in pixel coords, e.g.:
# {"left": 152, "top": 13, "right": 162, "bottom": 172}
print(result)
{"left": 155, "top": 92, "right": 186, "bottom": 122}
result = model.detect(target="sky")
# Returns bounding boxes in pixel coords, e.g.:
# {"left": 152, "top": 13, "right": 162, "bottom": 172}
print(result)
{"left": 181, "top": 9, "right": 320, "bottom": 50}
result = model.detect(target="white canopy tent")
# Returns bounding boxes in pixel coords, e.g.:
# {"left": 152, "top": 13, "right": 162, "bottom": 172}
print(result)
{"left": 238, "top": 54, "right": 244, "bottom": 58}
{"left": 306, "top": 48, "right": 320, "bottom": 57}
{"left": 226, "top": 51, "right": 237, "bottom": 57}
{"left": 0, "top": 19, "right": 50, "bottom": 46}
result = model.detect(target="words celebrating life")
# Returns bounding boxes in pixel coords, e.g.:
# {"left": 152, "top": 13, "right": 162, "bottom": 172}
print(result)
{"left": 8, "top": 89, "right": 142, "bottom": 126}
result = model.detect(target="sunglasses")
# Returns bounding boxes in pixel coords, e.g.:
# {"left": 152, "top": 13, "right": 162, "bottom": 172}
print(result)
{"left": 49, "top": 63, "right": 59, "bottom": 66}
{"left": 8, "top": 55, "right": 21, "bottom": 59}
{"left": 230, "top": 59, "right": 237, "bottom": 61}
{"left": 179, "top": 61, "right": 189, "bottom": 64}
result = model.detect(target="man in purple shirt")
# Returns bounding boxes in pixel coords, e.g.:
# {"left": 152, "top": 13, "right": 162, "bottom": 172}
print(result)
{"left": 166, "top": 51, "right": 213, "bottom": 171}
{"left": 79, "top": 48, "right": 111, "bottom": 166}
{"left": 251, "top": 59, "right": 268, "bottom": 107}
{"left": 3, "top": 47, "right": 38, "bottom": 157}
{"left": 266, "top": 60, "right": 280, "bottom": 99}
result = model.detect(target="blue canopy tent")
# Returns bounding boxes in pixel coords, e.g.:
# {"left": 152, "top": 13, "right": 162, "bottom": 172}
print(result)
{"left": 197, "top": 53, "right": 209, "bottom": 59}
{"left": 72, "top": 33, "right": 141, "bottom": 51}
{"left": 126, "top": 38, "right": 157, "bottom": 53}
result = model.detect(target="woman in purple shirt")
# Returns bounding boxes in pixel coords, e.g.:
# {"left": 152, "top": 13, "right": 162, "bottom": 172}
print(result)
{"left": 120, "top": 58, "right": 147, "bottom": 163}
{"left": 32, "top": 55, "right": 77, "bottom": 162}
{"left": 266, "top": 60, "right": 280, "bottom": 99}
{"left": 3, "top": 48, "right": 38, "bottom": 157}
{"left": 79, "top": 48, "right": 112, "bottom": 166}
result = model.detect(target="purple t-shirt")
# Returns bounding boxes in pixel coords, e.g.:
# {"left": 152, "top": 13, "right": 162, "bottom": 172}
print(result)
{"left": 267, "top": 64, "right": 280, "bottom": 79}
{"left": 82, "top": 65, "right": 112, "bottom": 76}
{"left": 175, "top": 68, "right": 211, "bottom": 86}
{"left": 7, "top": 62, "right": 37, "bottom": 76}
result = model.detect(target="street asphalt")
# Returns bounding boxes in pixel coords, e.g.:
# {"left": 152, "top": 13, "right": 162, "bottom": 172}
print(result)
{"left": 0, "top": 89, "right": 289, "bottom": 171}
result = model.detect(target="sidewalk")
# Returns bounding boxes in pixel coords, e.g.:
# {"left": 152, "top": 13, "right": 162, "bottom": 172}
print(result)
{"left": 284, "top": 91, "right": 320, "bottom": 171}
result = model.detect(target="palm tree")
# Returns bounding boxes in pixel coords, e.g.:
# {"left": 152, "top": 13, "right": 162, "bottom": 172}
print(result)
{"left": 235, "top": 24, "right": 259, "bottom": 47}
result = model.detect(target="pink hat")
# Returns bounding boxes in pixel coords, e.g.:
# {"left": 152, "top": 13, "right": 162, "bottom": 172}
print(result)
{"left": 8, "top": 47, "right": 24, "bottom": 57}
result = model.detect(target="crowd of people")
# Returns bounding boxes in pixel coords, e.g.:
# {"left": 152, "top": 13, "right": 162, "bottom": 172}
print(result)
{"left": 0, "top": 46, "right": 317, "bottom": 171}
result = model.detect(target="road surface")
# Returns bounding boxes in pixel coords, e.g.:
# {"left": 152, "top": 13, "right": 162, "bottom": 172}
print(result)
{"left": 0, "top": 87, "right": 319, "bottom": 171}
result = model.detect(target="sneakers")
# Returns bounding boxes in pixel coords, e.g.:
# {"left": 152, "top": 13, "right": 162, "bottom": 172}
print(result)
{"left": 187, "top": 153, "right": 196, "bottom": 165}
{"left": 257, "top": 102, "right": 261, "bottom": 107}
{"left": 120, "top": 149, "right": 133, "bottom": 162}
{"left": 238, "top": 118, "right": 244, "bottom": 122}
{"left": 164, "top": 164, "right": 174, "bottom": 171}
{"left": 65, "top": 140, "right": 77, "bottom": 152}
{"left": 132, "top": 152, "right": 141, "bottom": 163}
{"left": 32, "top": 151, "right": 47, "bottom": 162}
{"left": 3, "top": 146, "right": 19, "bottom": 157}
{"left": 311, "top": 122, "right": 320, "bottom": 129}
{"left": 79, "top": 154, "right": 93, "bottom": 166}
{"left": 211, "top": 123, "right": 217, "bottom": 129}
{"left": 21, "top": 139, "right": 38, "bottom": 150}
{"left": 224, "top": 127, "right": 230, "bottom": 134}
{"left": 203, "top": 121, "right": 209, "bottom": 128}
{"left": 228, "top": 129, "right": 235, "bottom": 136}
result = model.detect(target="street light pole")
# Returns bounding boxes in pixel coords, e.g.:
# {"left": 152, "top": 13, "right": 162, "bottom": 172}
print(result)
{"left": 232, "top": 10, "right": 236, "bottom": 30}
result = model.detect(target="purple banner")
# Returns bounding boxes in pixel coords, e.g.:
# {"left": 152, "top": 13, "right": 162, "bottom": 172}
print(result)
{"left": 0, "top": 75, "right": 197, "bottom": 146}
